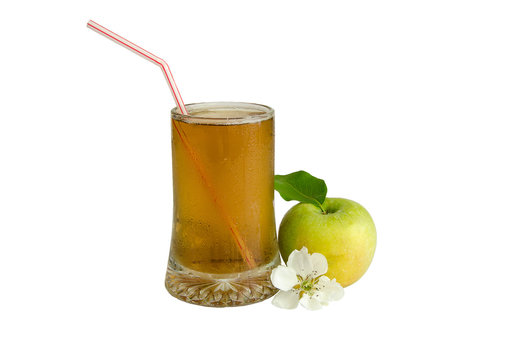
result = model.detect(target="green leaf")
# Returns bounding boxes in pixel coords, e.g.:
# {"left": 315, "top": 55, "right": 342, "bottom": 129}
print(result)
{"left": 274, "top": 171, "right": 327, "bottom": 211}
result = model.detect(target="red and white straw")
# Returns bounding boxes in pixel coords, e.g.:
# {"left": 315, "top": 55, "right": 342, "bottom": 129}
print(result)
{"left": 87, "top": 20, "right": 188, "bottom": 115}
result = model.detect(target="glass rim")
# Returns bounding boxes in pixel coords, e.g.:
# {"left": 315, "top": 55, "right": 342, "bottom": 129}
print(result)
{"left": 171, "top": 102, "right": 274, "bottom": 125}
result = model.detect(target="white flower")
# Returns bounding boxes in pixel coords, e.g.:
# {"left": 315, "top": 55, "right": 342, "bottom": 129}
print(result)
{"left": 270, "top": 247, "right": 344, "bottom": 310}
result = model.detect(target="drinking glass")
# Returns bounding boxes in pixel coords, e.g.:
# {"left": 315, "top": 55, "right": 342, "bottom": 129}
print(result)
{"left": 165, "top": 102, "right": 280, "bottom": 307}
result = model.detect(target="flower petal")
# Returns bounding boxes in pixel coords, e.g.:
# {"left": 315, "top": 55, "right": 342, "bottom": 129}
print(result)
{"left": 287, "top": 247, "right": 313, "bottom": 278}
{"left": 270, "top": 265, "right": 299, "bottom": 291}
{"left": 316, "top": 275, "right": 331, "bottom": 288}
{"left": 272, "top": 290, "right": 300, "bottom": 309}
{"left": 322, "top": 278, "right": 345, "bottom": 301}
{"left": 310, "top": 252, "right": 328, "bottom": 277}
{"left": 310, "top": 276, "right": 332, "bottom": 304}
{"left": 311, "top": 290, "right": 329, "bottom": 305}
{"left": 300, "top": 293, "right": 323, "bottom": 310}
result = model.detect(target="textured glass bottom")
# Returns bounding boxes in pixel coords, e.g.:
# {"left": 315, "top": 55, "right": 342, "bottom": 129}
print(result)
{"left": 165, "top": 256, "right": 280, "bottom": 307}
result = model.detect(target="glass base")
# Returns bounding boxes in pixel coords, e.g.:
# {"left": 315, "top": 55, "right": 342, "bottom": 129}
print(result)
{"left": 165, "top": 256, "right": 280, "bottom": 307}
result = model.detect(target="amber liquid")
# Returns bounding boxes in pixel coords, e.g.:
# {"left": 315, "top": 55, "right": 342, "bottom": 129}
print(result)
{"left": 169, "top": 112, "right": 278, "bottom": 275}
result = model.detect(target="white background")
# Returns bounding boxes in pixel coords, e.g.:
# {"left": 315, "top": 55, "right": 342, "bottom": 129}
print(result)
{"left": 1, "top": 0, "right": 508, "bottom": 359}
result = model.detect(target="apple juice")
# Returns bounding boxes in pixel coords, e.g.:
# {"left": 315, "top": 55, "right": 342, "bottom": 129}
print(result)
{"left": 168, "top": 103, "right": 279, "bottom": 275}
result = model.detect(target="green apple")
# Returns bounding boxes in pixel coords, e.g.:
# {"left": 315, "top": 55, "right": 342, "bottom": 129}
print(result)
{"left": 278, "top": 197, "right": 376, "bottom": 287}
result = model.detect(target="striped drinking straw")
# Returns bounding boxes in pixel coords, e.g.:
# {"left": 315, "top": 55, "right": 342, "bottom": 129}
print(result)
{"left": 87, "top": 20, "right": 256, "bottom": 268}
{"left": 87, "top": 20, "right": 188, "bottom": 115}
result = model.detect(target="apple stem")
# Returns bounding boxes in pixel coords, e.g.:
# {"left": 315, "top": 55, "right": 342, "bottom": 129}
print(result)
{"left": 318, "top": 203, "right": 327, "bottom": 214}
